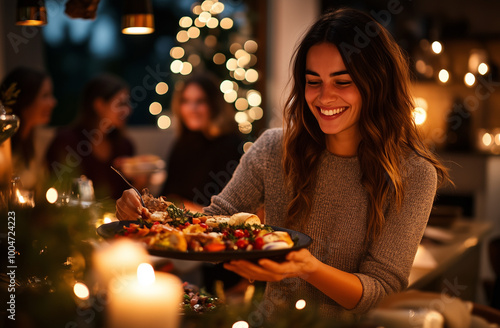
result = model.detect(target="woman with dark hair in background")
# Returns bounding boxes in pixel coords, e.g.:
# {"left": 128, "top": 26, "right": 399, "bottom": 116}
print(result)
{"left": 0, "top": 66, "right": 57, "bottom": 195}
{"left": 117, "top": 8, "right": 450, "bottom": 319}
{"left": 46, "top": 73, "right": 134, "bottom": 200}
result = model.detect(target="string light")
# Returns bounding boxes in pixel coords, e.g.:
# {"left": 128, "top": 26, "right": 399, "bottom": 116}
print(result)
{"left": 438, "top": 69, "right": 449, "bottom": 83}
{"left": 169, "top": 2, "right": 262, "bottom": 135}
{"left": 464, "top": 72, "right": 475, "bottom": 87}
{"left": 149, "top": 102, "right": 162, "bottom": 115}
{"left": 73, "top": 282, "right": 90, "bottom": 300}
{"left": 431, "top": 41, "right": 442, "bottom": 54}
{"left": 156, "top": 82, "right": 168, "bottom": 95}
{"left": 478, "top": 63, "right": 488, "bottom": 75}
{"left": 295, "top": 299, "right": 306, "bottom": 310}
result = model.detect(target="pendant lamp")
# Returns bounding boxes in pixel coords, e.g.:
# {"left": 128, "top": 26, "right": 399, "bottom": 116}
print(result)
{"left": 122, "top": 0, "right": 154, "bottom": 35}
{"left": 16, "top": 0, "right": 48, "bottom": 26}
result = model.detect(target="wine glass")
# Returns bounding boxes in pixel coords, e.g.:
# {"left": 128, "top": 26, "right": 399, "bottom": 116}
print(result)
{"left": 0, "top": 100, "right": 20, "bottom": 145}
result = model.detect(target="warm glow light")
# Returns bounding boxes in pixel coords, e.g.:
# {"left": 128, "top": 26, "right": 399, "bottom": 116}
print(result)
{"left": 180, "top": 62, "right": 193, "bottom": 75}
{"left": 239, "top": 122, "right": 252, "bottom": 134}
{"left": 179, "top": 16, "right": 193, "bottom": 28}
{"left": 220, "top": 17, "right": 233, "bottom": 29}
{"left": 176, "top": 30, "right": 189, "bottom": 43}
{"left": 74, "top": 282, "right": 90, "bottom": 300}
{"left": 234, "top": 68, "right": 246, "bottom": 80}
{"left": 224, "top": 90, "right": 238, "bottom": 103}
{"left": 478, "top": 63, "right": 489, "bottom": 75}
{"left": 137, "top": 263, "right": 155, "bottom": 287}
{"left": 170, "top": 46, "right": 185, "bottom": 59}
{"left": 206, "top": 17, "right": 218, "bottom": 28}
{"left": 226, "top": 58, "right": 238, "bottom": 71}
{"left": 103, "top": 215, "right": 113, "bottom": 224}
{"left": 234, "top": 112, "right": 248, "bottom": 123}
{"left": 210, "top": 2, "right": 224, "bottom": 14}
{"left": 194, "top": 17, "right": 205, "bottom": 27}
{"left": 495, "top": 134, "right": 500, "bottom": 145}
{"left": 244, "top": 40, "right": 258, "bottom": 53}
{"left": 201, "top": 0, "right": 214, "bottom": 12}
{"left": 149, "top": 102, "right": 162, "bottom": 115}
{"left": 247, "top": 107, "right": 263, "bottom": 120}
{"left": 438, "top": 69, "right": 449, "bottom": 83}
{"left": 46, "top": 188, "right": 58, "bottom": 204}
{"left": 245, "top": 69, "right": 259, "bottom": 83}
{"left": 247, "top": 92, "right": 262, "bottom": 107}
{"left": 170, "top": 60, "right": 183, "bottom": 73}
{"left": 16, "top": 189, "right": 25, "bottom": 204}
{"left": 482, "top": 133, "right": 493, "bottom": 146}
{"left": 192, "top": 5, "right": 202, "bottom": 15}
{"left": 199, "top": 11, "right": 212, "bottom": 23}
{"left": 431, "top": 41, "right": 442, "bottom": 54}
{"left": 187, "top": 26, "right": 200, "bottom": 39}
{"left": 413, "top": 107, "right": 427, "bottom": 125}
{"left": 232, "top": 321, "right": 249, "bottom": 328}
{"left": 157, "top": 115, "right": 172, "bottom": 129}
{"left": 413, "top": 97, "right": 428, "bottom": 110}
{"left": 295, "top": 299, "right": 307, "bottom": 310}
{"left": 156, "top": 82, "right": 168, "bottom": 95}
{"left": 243, "top": 142, "right": 254, "bottom": 153}
{"left": 213, "top": 53, "right": 226, "bottom": 65}
{"left": 464, "top": 72, "right": 476, "bottom": 87}
{"left": 220, "top": 80, "right": 234, "bottom": 93}
{"left": 235, "top": 98, "right": 249, "bottom": 111}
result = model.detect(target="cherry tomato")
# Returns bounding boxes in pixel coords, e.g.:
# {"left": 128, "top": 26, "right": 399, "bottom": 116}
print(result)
{"left": 199, "top": 223, "right": 208, "bottom": 229}
{"left": 234, "top": 229, "right": 245, "bottom": 238}
{"left": 253, "top": 237, "right": 264, "bottom": 250}
{"left": 236, "top": 238, "right": 249, "bottom": 249}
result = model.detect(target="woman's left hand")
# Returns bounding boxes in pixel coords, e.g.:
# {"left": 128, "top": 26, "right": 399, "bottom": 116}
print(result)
{"left": 223, "top": 249, "right": 321, "bottom": 282}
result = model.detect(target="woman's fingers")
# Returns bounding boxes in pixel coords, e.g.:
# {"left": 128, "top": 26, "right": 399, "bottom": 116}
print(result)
{"left": 116, "top": 189, "right": 142, "bottom": 220}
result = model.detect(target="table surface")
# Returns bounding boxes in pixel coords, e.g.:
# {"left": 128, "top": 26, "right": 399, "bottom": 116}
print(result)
{"left": 408, "top": 219, "right": 491, "bottom": 289}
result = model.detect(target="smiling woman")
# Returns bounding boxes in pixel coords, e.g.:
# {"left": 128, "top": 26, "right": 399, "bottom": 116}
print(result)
{"left": 116, "top": 7, "right": 451, "bottom": 321}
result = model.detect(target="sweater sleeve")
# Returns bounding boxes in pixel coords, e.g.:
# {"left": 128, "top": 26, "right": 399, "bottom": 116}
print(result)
{"left": 203, "top": 129, "right": 279, "bottom": 215}
{"left": 351, "top": 156, "right": 438, "bottom": 313}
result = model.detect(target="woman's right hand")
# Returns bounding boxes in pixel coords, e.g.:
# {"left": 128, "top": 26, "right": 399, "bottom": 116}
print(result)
{"left": 116, "top": 188, "right": 143, "bottom": 220}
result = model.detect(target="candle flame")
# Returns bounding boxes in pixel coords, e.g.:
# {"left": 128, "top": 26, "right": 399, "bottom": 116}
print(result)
{"left": 16, "top": 189, "right": 26, "bottom": 204}
{"left": 137, "top": 263, "right": 155, "bottom": 286}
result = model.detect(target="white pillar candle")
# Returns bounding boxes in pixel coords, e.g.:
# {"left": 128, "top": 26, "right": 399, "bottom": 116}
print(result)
{"left": 107, "top": 263, "right": 183, "bottom": 328}
{"left": 92, "top": 239, "right": 149, "bottom": 288}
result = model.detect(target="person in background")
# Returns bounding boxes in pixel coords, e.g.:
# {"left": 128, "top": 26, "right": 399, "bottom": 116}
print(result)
{"left": 161, "top": 73, "right": 243, "bottom": 212}
{"left": 117, "top": 8, "right": 451, "bottom": 320}
{"left": 46, "top": 73, "right": 134, "bottom": 201}
{"left": 0, "top": 66, "right": 57, "bottom": 197}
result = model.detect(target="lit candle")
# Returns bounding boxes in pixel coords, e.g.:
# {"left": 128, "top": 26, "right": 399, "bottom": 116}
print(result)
{"left": 92, "top": 239, "right": 149, "bottom": 288}
{"left": 107, "top": 263, "right": 182, "bottom": 328}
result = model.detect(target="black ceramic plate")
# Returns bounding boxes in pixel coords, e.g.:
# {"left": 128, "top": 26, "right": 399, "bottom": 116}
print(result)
{"left": 97, "top": 221, "right": 312, "bottom": 262}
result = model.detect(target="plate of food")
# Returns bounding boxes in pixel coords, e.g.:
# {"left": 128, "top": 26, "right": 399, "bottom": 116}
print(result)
{"left": 97, "top": 190, "right": 312, "bottom": 262}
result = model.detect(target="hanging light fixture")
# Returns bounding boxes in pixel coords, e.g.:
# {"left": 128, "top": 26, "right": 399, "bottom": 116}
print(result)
{"left": 122, "top": 0, "right": 154, "bottom": 35}
{"left": 16, "top": 0, "right": 48, "bottom": 26}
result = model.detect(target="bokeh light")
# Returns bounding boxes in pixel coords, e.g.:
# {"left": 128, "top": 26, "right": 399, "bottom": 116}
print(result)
{"left": 73, "top": 282, "right": 90, "bottom": 300}
{"left": 247, "top": 107, "right": 263, "bottom": 120}
{"left": 204, "top": 35, "right": 217, "bottom": 47}
{"left": 213, "top": 53, "right": 226, "bottom": 65}
{"left": 234, "top": 111, "right": 248, "bottom": 123}
{"left": 46, "top": 187, "right": 58, "bottom": 204}
{"left": 478, "top": 63, "right": 489, "bottom": 75}
{"left": 156, "top": 82, "right": 168, "bottom": 95}
{"left": 170, "top": 46, "right": 185, "bottom": 59}
{"left": 244, "top": 40, "right": 258, "bottom": 53}
{"left": 413, "top": 107, "right": 427, "bottom": 125}
{"left": 431, "top": 41, "right": 442, "bottom": 54}
{"left": 239, "top": 122, "right": 252, "bottom": 134}
{"left": 220, "top": 17, "right": 233, "bottom": 29}
{"left": 220, "top": 80, "right": 233, "bottom": 93}
{"left": 149, "top": 102, "right": 162, "bottom": 115}
{"left": 243, "top": 142, "right": 253, "bottom": 153}
{"left": 245, "top": 69, "right": 259, "bottom": 83}
{"left": 157, "top": 115, "right": 172, "bottom": 129}
{"left": 188, "top": 54, "right": 201, "bottom": 67}
{"left": 187, "top": 26, "right": 200, "bottom": 39}
{"left": 180, "top": 62, "right": 193, "bottom": 75}
{"left": 232, "top": 321, "right": 249, "bottom": 328}
{"left": 235, "top": 98, "right": 249, "bottom": 111}
{"left": 295, "top": 299, "right": 306, "bottom": 310}
{"left": 464, "top": 72, "right": 475, "bottom": 87}
{"left": 176, "top": 30, "right": 189, "bottom": 43}
{"left": 438, "top": 69, "right": 449, "bottom": 83}
{"left": 207, "top": 17, "right": 219, "bottom": 29}
{"left": 224, "top": 90, "right": 238, "bottom": 103}
{"left": 179, "top": 16, "right": 193, "bottom": 28}
{"left": 170, "top": 60, "right": 183, "bottom": 73}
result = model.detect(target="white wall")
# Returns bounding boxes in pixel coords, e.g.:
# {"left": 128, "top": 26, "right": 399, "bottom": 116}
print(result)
{"left": 266, "top": 0, "right": 320, "bottom": 128}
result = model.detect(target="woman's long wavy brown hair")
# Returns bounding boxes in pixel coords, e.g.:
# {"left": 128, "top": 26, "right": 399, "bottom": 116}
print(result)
{"left": 283, "top": 8, "right": 450, "bottom": 244}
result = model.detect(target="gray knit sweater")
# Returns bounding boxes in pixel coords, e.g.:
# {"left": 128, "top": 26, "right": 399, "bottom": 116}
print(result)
{"left": 204, "top": 128, "right": 437, "bottom": 319}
